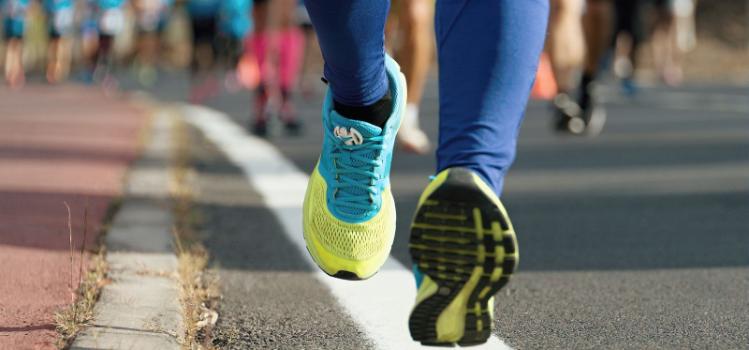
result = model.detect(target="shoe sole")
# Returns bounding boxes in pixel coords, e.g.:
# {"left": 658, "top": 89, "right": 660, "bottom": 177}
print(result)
{"left": 408, "top": 168, "right": 518, "bottom": 346}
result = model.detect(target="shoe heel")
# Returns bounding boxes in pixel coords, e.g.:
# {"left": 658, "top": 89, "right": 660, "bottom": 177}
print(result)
{"left": 408, "top": 168, "right": 518, "bottom": 346}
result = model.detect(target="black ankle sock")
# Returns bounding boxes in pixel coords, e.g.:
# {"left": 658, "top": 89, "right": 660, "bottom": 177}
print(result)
{"left": 333, "top": 90, "right": 392, "bottom": 128}
{"left": 578, "top": 72, "right": 595, "bottom": 110}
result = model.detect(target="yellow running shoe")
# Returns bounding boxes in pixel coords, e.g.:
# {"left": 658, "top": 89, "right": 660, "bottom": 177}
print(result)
{"left": 408, "top": 167, "right": 518, "bottom": 345}
{"left": 302, "top": 55, "right": 406, "bottom": 280}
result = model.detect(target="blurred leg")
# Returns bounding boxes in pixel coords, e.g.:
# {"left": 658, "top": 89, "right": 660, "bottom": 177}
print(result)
{"left": 547, "top": 0, "right": 586, "bottom": 92}
{"left": 278, "top": 27, "right": 305, "bottom": 123}
{"left": 436, "top": 0, "right": 549, "bottom": 195}
{"left": 4, "top": 39, "right": 24, "bottom": 87}
{"left": 612, "top": 0, "right": 638, "bottom": 82}
{"left": 396, "top": 0, "right": 433, "bottom": 107}
{"left": 579, "top": 0, "right": 613, "bottom": 109}
{"left": 4, "top": 15, "right": 27, "bottom": 88}
{"left": 249, "top": 1, "right": 272, "bottom": 132}
{"left": 394, "top": 0, "right": 434, "bottom": 154}
{"left": 652, "top": 1, "right": 681, "bottom": 85}
{"left": 583, "top": 0, "right": 614, "bottom": 76}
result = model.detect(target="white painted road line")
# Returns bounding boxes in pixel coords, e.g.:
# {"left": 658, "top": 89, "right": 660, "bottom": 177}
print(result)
{"left": 183, "top": 105, "right": 513, "bottom": 350}
{"left": 603, "top": 87, "right": 749, "bottom": 114}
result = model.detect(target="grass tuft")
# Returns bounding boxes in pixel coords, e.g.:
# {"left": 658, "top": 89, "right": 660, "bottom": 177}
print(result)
{"left": 53, "top": 248, "right": 108, "bottom": 349}
{"left": 170, "top": 109, "right": 221, "bottom": 350}
{"left": 54, "top": 198, "right": 119, "bottom": 349}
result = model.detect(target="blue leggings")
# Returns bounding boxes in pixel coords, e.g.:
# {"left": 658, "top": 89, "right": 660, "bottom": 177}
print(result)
{"left": 305, "top": 0, "right": 549, "bottom": 195}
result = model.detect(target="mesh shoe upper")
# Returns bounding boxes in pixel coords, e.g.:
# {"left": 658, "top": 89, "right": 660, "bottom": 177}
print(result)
{"left": 307, "top": 171, "right": 395, "bottom": 261}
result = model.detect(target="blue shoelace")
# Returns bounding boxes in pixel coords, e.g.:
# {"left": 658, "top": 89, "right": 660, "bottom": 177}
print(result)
{"left": 326, "top": 128, "right": 385, "bottom": 214}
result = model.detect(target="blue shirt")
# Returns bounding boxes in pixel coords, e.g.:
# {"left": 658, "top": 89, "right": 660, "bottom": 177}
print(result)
{"left": 97, "top": 0, "right": 126, "bottom": 10}
{"left": 44, "top": 0, "right": 74, "bottom": 12}
{"left": 187, "top": 0, "right": 220, "bottom": 19}
{"left": 2, "top": 0, "right": 30, "bottom": 17}
{"left": 219, "top": 0, "right": 251, "bottom": 38}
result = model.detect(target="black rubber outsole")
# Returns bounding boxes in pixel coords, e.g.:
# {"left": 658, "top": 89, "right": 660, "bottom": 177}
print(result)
{"left": 331, "top": 270, "right": 365, "bottom": 281}
{"left": 304, "top": 246, "right": 371, "bottom": 281}
{"left": 408, "top": 168, "right": 518, "bottom": 347}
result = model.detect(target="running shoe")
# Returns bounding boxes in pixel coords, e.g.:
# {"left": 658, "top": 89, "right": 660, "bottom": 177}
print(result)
{"left": 552, "top": 82, "right": 606, "bottom": 136}
{"left": 553, "top": 92, "right": 585, "bottom": 134}
{"left": 578, "top": 81, "right": 606, "bottom": 136}
{"left": 397, "top": 105, "right": 431, "bottom": 154}
{"left": 283, "top": 119, "right": 303, "bottom": 136}
{"left": 397, "top": 123, "right": 431, "bottom": 154}
{"left": 408, "top": 167, "right": 518, "bottom": 346}
{"left": 303, "top": 55, "right": 406, "bottom": 280}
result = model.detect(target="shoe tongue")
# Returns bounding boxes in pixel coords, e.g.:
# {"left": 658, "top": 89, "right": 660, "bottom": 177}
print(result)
{"left": 330, "top": 110, "right": 382, "bottom": 138}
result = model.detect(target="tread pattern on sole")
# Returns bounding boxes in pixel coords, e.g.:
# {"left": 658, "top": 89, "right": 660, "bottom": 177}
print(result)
{"left": 408, "top": 169, "right": 518, "bottom": 346}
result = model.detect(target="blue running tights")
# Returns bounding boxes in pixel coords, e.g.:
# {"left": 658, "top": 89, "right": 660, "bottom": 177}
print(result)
{"left": 304, "top": 0, "right": 549, "bottom": 195}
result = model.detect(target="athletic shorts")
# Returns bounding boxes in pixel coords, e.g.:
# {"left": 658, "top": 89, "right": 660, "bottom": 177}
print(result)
{"left": 2, "top": 0, "right": 27, "bottom": 39}
{"left": 191, "top": 16, "right": 217, "bottom": 46}
{"left": 47, "top": 7, "right": 75, "bottom": 38}
{"left": 652, "top": 0, "right": 674, "bottom": 10}
{"left": 136, "top": 4, "right": 170, "bottom": 33}
{"left": 97, "top": 7, "right": 125, "bottom": 36}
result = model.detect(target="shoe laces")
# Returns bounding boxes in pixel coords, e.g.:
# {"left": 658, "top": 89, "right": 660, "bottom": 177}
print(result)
{"left": 326, "top": 127, "right": 385, "bottom": 216}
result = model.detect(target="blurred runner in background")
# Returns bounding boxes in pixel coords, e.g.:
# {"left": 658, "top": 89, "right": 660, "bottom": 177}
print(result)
{"left": 2, "top": 0, "right": 30, "bottom": 88}
{"left": 187, "top": 0, "right": 220, "bottom": 102}
{"left": 132, "top": 0, "right": 172, "bottom": 86}
{"left": 650, "top": 0, "right": 697, "bottom": 86}
{"left": 43, "top": 0, "right": 75, "bottom": 83}
{"left": 187, "top": 0, "right": 252, "bottom": 103}
{"left": 612, "top": 0, "right": 643, "bottom": 95}
{"left": 546, "top": 0, "right": 585, "bottom": 99}
{"left": 90, "top": 0, "right": 128, "bottom": 88}
{"left": 549, "top": 0, "right": 612, "bottom": 136}
{"left": 79, "top": 0, "right": 99, "bottom": 82}
{"left": 295, "top": 0, "right": 319, "bottom": 99}
{"left": 387, "top": 0, "right": 434, "bottom": 154}
{"left": 218, "top": 0, "right": 251, "bottom": 90}
{"left": 248, "top": 0, "right": 304, "bottom": 136}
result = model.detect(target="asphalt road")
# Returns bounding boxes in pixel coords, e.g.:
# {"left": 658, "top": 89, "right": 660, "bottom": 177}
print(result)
{"left": 122, "top": 72, "right": 749, "bottom": 349}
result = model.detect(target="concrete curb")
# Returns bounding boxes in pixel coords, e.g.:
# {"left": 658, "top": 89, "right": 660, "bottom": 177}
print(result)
{"left": 72, "top": 109, "right": 184, "bottom": 349}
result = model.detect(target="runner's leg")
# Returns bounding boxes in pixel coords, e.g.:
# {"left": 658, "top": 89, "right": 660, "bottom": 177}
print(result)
{"left": 304, "top": 0, "right": 391, "bottom": 126}
{"left": 408, "top": 1, "right": 548, "bottom": 345}
{"left": 436, "top": 0, "right": 549, "bottom": 195}
{"left": 302, "top": 0, "right": 407, "bottom": 280}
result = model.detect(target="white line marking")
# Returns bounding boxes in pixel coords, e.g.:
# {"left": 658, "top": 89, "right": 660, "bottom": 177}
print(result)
{"left": 183, "top": 105, "right": 512, "bottom": 350}
{"left": 602, "top": 87, "right": 749, "bottom": 114}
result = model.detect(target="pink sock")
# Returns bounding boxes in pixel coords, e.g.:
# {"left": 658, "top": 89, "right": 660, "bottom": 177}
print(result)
{"left": 248, "top": 31, "right": 275, "bottom": 87}
{"left": 278, "top": 27, "right": 305, "bottom": 93}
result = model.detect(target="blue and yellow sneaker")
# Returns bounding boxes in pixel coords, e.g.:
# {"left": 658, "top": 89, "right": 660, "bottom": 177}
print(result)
{"left": 302, "top": 55, "right": 406, "bottom": 280}
{"left": 408, "top": 167, "right": 519, "bottom": 345}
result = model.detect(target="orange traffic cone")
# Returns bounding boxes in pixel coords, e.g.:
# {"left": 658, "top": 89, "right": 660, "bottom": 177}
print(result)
{"left": 531, "top": 52, "right": 557, "bottom": 100}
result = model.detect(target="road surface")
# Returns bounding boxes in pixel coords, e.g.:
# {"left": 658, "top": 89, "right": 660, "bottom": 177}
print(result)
{"left": 122, "top": 73, "right": 749, "bottom": 349}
